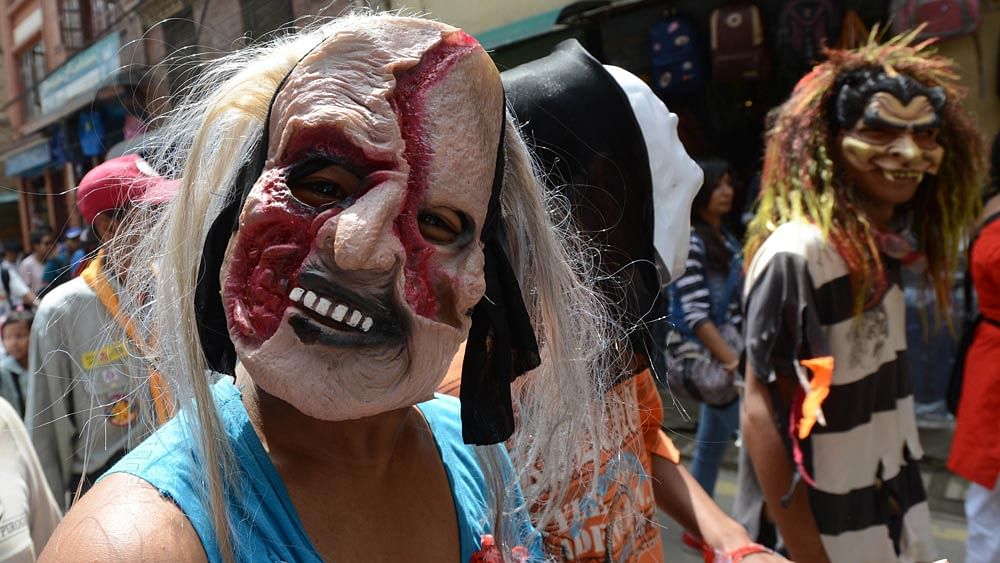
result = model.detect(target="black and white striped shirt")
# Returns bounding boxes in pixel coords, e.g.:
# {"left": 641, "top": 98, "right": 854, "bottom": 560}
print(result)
{"left": 739, "top": 221, "right": 935, "bottom": 562}
{"left": 672, "top": 228, "right": 743, "bottom": 335}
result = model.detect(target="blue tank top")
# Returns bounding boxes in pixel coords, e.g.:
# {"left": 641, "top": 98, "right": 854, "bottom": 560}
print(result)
{"left": 104, "top": 378, "right": 538, "bottom": 562}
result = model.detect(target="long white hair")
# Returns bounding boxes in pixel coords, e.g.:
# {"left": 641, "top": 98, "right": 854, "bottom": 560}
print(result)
{"left": 113, "top": 12, "right": 626, "bottom": 561}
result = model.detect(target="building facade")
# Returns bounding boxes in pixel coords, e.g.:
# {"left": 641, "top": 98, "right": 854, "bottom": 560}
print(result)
{"left": 0, "top": 0, "right": 353, "bottom": 249}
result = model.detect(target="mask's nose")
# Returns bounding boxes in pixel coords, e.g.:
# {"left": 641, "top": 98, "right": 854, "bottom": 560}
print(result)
{"left": 317, "top": 181, "right": 407, "bottom": 274}
{"left": 888, "top": 133, "right": 921, "bottom": 166}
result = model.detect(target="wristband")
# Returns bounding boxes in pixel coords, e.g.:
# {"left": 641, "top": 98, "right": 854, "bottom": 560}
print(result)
{"left": 727, "top": 543, "right": 776, "bottom": 562}
{"left": 704, "top": 542, "right": 776, "bottom": 563}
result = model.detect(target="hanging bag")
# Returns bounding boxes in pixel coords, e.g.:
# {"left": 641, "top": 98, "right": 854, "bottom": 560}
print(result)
{"left": 666, "top": 253, "right": 744, "bottom": 407}
{"left": 891, "top": 0, "right": 981, "bottom": 40}
{"left": 710, "top": 2, "right": 769, "bottom": 83}
{"left": 649, "top": 14, "right": 706, "bottom": 95}
{"left": 776, "top": 0, "right": 840, "bottom": 76}
{"left": 836, "top": 9, "right": 869, "bottom": 50}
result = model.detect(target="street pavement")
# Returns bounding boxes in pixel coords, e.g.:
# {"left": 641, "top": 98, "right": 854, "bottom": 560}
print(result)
{"left": 656, "top": 395, "right": 970, "bottom": 562}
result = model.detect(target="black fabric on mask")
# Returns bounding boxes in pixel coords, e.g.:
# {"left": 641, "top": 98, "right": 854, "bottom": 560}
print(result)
{"left": 501, "top": 39, "right": 662, "bottom": 382}
{"left": 195, "top": 130, "right": 267, "bottom": 375}
{"left": 193, "top": 39, "right": 539, "bottom": 445}
{"left": 460, "top": 115, "right": 541, "bottom": 445}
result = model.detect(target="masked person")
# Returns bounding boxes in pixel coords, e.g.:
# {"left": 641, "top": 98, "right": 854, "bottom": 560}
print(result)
{"left": 26, "top": 154, "right": 177, "bottom": 508}
{"left": 736, "top": 33, "right": 985, "bottom": 562}
{"left": 442, "top": 40, "right": 785, "bottom": 563}
{"left": 41, "top": 15, "right": 625, "bottom": 563}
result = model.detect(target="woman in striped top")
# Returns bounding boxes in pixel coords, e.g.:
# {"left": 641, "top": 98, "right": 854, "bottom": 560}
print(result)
{"left": 669, "top": 158, "right": 744, "bottom": 511}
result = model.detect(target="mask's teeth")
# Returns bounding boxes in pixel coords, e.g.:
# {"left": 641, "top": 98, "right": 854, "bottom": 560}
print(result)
{"left": 289, "top": 287, "right": 304, "bottom": 302}
{"left": 303, "top": 291, "right": 318, "bottom": 308}
{"left": 347, "top": 310, "right": 363, "bottom": 327}
{"left": 331, "top": 304, "right": 348, "bottom": 322}
{"left": 361, "top": 317, "right": 373, "bottom": 332}
{"left": 315, "top": 298, "right": 331, "bottom": 316}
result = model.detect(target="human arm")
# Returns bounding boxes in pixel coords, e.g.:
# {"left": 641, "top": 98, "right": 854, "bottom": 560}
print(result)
{"left": 650, "top": 454, "right": 786, "bottom": 561}
{"left": 18, "top": 406, "right": 62, "bottom": 553}
{"left": 694, "top": 322, "right": 739, "bottom": 367}
{"left": 7, "top": 267, "right": 35, "bottom": 307}
{"left": 25, "top": 305, "right": 75, "bottom": 503}
{"left": 39, "top": 473, "right": 206, "bottom": 563}
{"left": 742, "top": 368, "right": 828, "bottom": 562}
{"left": 17, "top": 260, "right": 34, "bottom": 293}
{"left": 0, "top": 397, "right": 62, "bottom": 557}
{"left": 633, "top": 371, "right": 783, "bottom": 560}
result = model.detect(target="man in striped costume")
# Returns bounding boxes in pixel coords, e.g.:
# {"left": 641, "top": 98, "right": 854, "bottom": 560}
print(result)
{"left": 735, "top": 34, "right": 985, "bottom": 562}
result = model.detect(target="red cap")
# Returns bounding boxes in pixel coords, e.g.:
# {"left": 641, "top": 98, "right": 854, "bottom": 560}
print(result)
{"left": 76, "top": 154, "right": 178, "bottom": 224}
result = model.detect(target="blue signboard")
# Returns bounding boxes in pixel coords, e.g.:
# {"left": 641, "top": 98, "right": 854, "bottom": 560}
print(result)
{"left": 38, "top": 33, "right": 120, "bottom": 116}
{"left": 4, "top": 140, "right": 50, "bottom": 177}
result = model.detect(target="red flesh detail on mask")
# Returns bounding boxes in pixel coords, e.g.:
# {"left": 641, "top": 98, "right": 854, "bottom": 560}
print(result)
{"left": 280, "top": 126, "right": 396, "bottom": 174}
{"left": 388, "top": 32, "right": 479, "bottom": 319}
{"left": 224, "top": 169, "right": 345, "bottom": 347}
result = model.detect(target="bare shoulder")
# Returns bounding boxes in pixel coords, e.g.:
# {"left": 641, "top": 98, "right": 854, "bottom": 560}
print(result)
{"left": 40, "top": 473, "right": 207, "bottom": 563}
{"left": 981, "top": 193, "right": 1000, "bottom": 225}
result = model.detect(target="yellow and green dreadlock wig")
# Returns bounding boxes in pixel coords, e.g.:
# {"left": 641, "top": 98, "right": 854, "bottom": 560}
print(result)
{"left": 745, "top": 29, "right": 987, "bottom": 316}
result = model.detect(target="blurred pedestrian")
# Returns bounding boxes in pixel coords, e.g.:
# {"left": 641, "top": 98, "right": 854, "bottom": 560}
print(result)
{"left": 0, "top": 249, "right": 34, "bottom": 326}
{"left": 40, "top": 234, "right": 70, "bottom": 293}
{"left": 3, "top": 239, "right": 23, "bottom": 269}
{"left": 63, "top": 228, "right": 85, "bottom": 278}
{"left": 737, "top": 35, "right": 983, "bottom": 562}
{"left": 0, "top": 397, "right": 61, "bottom": 561}
{"left": 948, "top": 133, "right": 1000, "bottom": 563}
{"left": 18, "top": 229, "right": 53, "bottom": 295}
{"left": 25, "top": 154, "right": 176, "bottom": 507}
{"left": 668, "top": 158, "right": 744, "bottom": 520}
{"left": 0, "top": 308, "right": 34, "bottom": 418}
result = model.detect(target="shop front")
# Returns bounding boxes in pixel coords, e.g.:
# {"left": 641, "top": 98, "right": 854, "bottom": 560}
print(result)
{"left": 2, "top": 31, "right": 149, "bottom": 247}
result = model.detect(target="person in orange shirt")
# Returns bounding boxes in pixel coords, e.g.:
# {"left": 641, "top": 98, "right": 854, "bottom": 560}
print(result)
{"left": 442, "top": 40, "right": 785, "bottom": 563}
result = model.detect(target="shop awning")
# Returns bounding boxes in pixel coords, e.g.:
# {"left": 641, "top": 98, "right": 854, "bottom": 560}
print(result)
{"left": 1, "top": 135, "right": 50, "bottom": 177}
{"left": 0, "top": 190, "right": 20, "bottom": 205}
{"left": 475, "top": 8, "right": 565, "bottom": 50}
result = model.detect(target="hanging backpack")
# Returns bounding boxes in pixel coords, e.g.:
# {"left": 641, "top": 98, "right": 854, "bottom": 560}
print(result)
{"left": 710, "top": 2, "right": 769, "bottom": 84}
{"left": 891, "top": 0, "right": 981, "bottom": 41}
{"left": 836, "top": 9, "right": 870, "bottom": 50}
{"left": 777, "top": 0, "right": 840, "bottom": 75}
{"left": 649, "top": 15, "right": 705, "bottom": 95}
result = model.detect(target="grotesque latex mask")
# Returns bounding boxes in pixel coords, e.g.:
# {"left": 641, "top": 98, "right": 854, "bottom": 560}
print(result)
{"left": 835, "top": 70, "right": 946, "bottom": 207}
{"left": 220, "top": 20, "right": 504, "bottom": 421}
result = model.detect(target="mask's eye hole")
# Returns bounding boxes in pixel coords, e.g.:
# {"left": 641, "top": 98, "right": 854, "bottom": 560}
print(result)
{"left": 419, "top": 207, "right": 472, "bottom": 246}
{"left": 852, "top": 127, "right": 897, "bottom": 145}
{"left": 288, "top": 164, "right": 363, "bottom": 208}
{"left": 913, "top": 128, "right": 940, "bottom": 147}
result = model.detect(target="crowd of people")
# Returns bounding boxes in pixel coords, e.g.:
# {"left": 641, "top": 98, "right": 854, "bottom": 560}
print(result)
{"left": 0, "top": 12, "right": 996, "bottom": 563}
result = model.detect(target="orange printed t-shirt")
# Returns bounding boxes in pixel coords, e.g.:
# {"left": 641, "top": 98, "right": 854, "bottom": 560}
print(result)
{"left": 439, "top": 359, "right": 678, "bottom": 562}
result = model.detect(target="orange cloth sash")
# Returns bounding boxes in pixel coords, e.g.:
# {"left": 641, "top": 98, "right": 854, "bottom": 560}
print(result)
{"left": 797, "top": 356, "right": 834, "bottom": 439}
{"left": 81, "top": 251, "right": 173, "bottom": 425}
